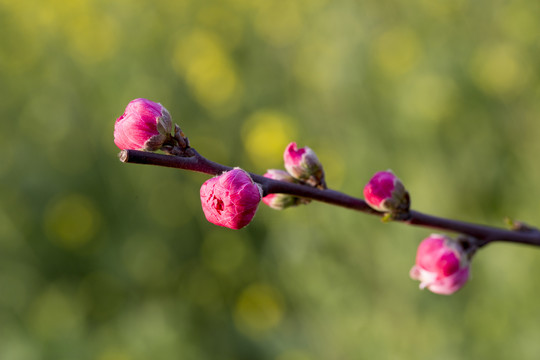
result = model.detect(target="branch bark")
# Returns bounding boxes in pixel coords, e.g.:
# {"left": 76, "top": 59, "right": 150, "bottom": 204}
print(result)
{"left": 119, "top": 149, "right": 540, "bottom": 247}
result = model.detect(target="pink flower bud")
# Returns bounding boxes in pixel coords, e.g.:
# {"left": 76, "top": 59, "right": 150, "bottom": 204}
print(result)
{"left": 363, "top": 170, "right": 409, "bottom": 213}
{"left": 262, "top": 169, "right": 306, "bottom": 210}
{"left": 409, "top": 234, "right": 471, "bottom": 295}
{"left": 283, "top": 142, "right": 325, "bottom": 188}
{"left": 114, "top": 98, "right": 173, "bottom": 151}
{"left": 200, "top": 168, "right": 262, "bottom": 230}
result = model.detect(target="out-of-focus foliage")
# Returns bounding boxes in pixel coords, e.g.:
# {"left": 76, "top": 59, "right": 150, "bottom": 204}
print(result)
{"left": 2, "top": 0, "right": 540, "bottom": 359}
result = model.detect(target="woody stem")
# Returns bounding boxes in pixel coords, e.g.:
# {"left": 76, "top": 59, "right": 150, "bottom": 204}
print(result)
{"left": 119, "top": 149, "right": 540, "bottom": 247}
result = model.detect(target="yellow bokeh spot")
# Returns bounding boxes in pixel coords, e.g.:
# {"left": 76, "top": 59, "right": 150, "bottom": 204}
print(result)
{"left": 173, "top": 29, "right": 241, "bottom": 112}
{"left": 497, "top": 3, "right": 539, "bottom": 44}
{"left": 27, "top": 286, "right": 84, "bottom": 340}
{"left": 44, "top": 194, "right": 100, "bottom": 249}
{"left": 234, "top": 283, "right": 284, "bottom": 336}
{"left": 373, "top": 26, "right": 422, "bottom": 77}
{"left": 470, "top": 43, "right": 529, "bottom": 96}
{"left": 186, "top": 57, "right": 238, "bottom": 107}
{"left": 242, "top": 110, "right": 297, "bottom": 169}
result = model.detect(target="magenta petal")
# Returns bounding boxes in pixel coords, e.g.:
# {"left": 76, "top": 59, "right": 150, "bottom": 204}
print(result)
{"left": 113, "top": 98, "right": 167, "bottom": 150}
{"left": 427, "top": 267, "right": 470, "bottom": 295}
{"left": 284, "top": 142, "right": 305, "bottom": 164}
{"left": 411, "top": 234, "right": 471, "bottom": 295}
{"left": 363, "top": 170, "right": 402, "bottom": 211}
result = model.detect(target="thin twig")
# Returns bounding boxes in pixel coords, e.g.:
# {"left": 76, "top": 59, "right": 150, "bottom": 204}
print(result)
{"left": 119, "top": 149, "right": 540, "bottom": 247}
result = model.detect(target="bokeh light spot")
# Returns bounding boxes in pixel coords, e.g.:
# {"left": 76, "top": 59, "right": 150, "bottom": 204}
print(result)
{"left": 27, "top": 286, "right": 84, "bottom": 340}
{"left": 0, "top": 333, "right": 40, "bottom": 360}
{"left": 497, "top": 3, "right": 539, "bottom": 44}
{"left": 43, "top": 194, "right": 101, "bottom": 249}
{"left": 234, "top": 283, "right": 284, "bottom": 336}
{"left": 470, "top": 43, "right": 530, "bottom": 96}
{"left": 242, "top": 110, "right": 297, "bottom": 169}
{"left": 172, "top": 29, "right": 241, "bottom": 112}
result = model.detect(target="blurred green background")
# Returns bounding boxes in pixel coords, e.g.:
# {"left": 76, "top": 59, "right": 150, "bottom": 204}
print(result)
{"left": 2, "top": 0, "right": 540, "bottom": 359}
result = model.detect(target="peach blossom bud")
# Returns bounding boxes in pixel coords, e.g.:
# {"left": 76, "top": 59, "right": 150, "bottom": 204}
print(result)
{"left": 114, "top": 98, "right": 172, "bottom": 151}
{"left": 363, "top": 170, "right": 409, "bottom": 213}
{"left": 262, "top": 169, "right": 307, "bottom": 210}
{"left": 200, "top": 168, "right": 262, "bottom": 230}
{"left": 283, "top": 142, "right": 325, "bottom": 188}
{"left": 409, "top": 234, "right": 472, "bottom": 295}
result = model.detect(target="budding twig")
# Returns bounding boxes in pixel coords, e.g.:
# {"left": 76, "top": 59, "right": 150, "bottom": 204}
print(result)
{"left": 119, "top": 149, "right": 540, "bottom": 248}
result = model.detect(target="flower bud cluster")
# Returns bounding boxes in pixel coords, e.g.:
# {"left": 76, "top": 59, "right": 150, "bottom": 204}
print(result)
{"left": 283, "top": 142, "right": 326, "bottom": 188}
{"left": 114, "top": 100, "right": 481, "bottom": 295}
{"left": 197, "top": 141, "right": 326, "bottom": 228}
{"left": 362, "top": 170, "right": 477, "bottom": 295}
{"left": 261, "top": 169, "right": 312, "bottom": 210}
{"left": 114, "top": 99, "right": 266, "bottom": 230}
{"left": 261, "top": 142, "right": 325, "bottom": 210}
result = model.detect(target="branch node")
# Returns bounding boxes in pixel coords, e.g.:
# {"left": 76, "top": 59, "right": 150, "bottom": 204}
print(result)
{"left": 118, "top": 150, "right": 128, "bottom": 163}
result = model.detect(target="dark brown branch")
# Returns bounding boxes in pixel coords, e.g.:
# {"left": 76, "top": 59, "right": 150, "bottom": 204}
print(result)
{"left": 119, "top": 149, "right": 540, "bottom": 247}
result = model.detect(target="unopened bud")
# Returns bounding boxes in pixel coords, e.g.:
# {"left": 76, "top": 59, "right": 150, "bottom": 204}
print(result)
{"left": 114, "top": 98, "right": 173, "bottom": 151}
{"left": 200, "top": 168, "right": 262, "bottom": 230}
{"left": 409, "top": 234, "right": 473, "bottom": 295}
{"left": 363, "top": 170, "right": 409, "bottom": 214}
{"left": 262, "top": 169, "right": 309, "bottom": 210}
{"left": 283, "top": 142, "right": 325, "bottom": 188}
